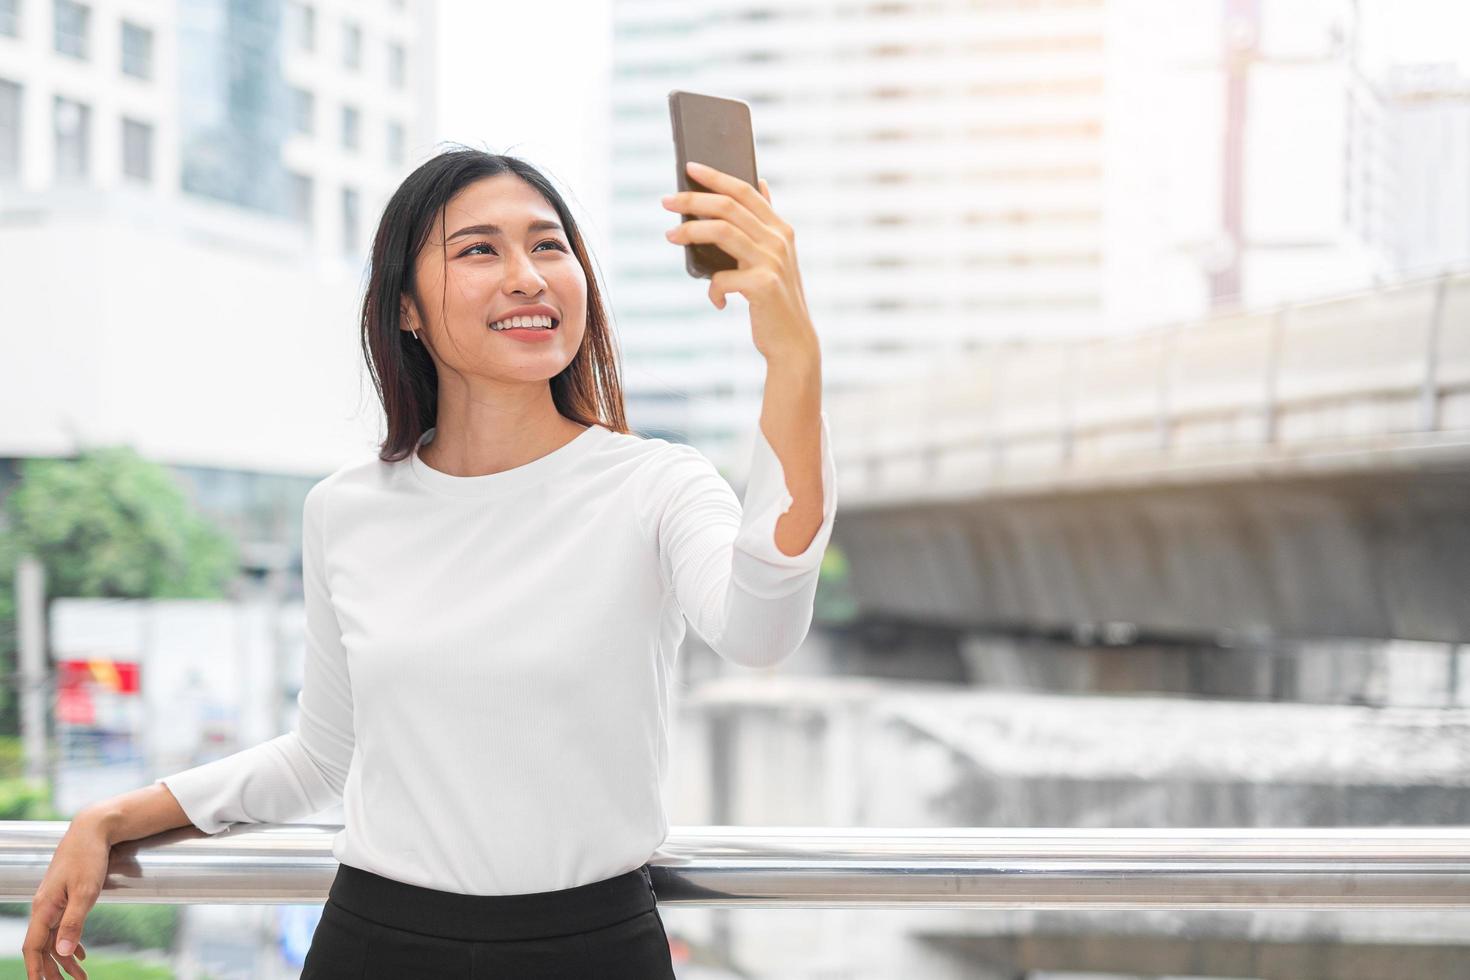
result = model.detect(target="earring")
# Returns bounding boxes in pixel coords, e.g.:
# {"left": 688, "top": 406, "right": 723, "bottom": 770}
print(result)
{"left": 411, "top": 329, "right": 419, "bottom": 341}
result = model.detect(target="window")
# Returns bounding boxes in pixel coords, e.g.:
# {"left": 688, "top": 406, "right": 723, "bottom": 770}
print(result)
{"left": 53, "top": 0, "right": 87, "bottom": 58}
{"left": 386, "top": 119, "right": 404, "bottom": 166}
{"left": 0, "top": 0, "right": 19, "bottom": 38}
{"left": 341, "top": 185, "right": 359, "bottom": 255}
{"left": 121, "top": 117, "right": 151, "bottom": 181}
{"left": 53, "top": 95, "right": 89, "bottom": 180}
{"left": 0, "top": 79, "right": 19, "bottom": 181}
{"left": 342, "top": 21, "right": 361, "bottom": 70}
{"left": 286, "top": 1, "right": 314, "bottom": 52}
{"left": 341, "top": 104, "right": 359, "bottom": 151}
{"left": 291, "top": 86, "right": 314, "bottom": 135}
{"left": 120, "top": 21, "right": 152, "bottom": 79}
{"left": 288, "top": 171, "right": 313, "bottom": 226}
{"left": 387, "top": 41, "right": 405, "bottom": 88}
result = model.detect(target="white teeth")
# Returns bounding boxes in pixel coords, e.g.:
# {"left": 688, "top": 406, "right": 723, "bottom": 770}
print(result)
{"left": 490, "top": 315, "right": 555, "bottom": 331}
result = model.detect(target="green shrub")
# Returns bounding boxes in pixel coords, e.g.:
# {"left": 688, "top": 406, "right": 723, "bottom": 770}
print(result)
{"left": 0, "top": 952, "right": 179, "bottom": 978}
{"left": 0, "top": 903, "right": 179, "bottom": 951}
{"left": 0, "top": 776, "right": 64, "bottom": 822}
{"left": 0, "top": 739, "right": 25, "bottom": 780}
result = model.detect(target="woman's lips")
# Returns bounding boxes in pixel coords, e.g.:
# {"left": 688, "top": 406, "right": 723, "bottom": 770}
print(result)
{"left": 493, "top": 326, "right": 557, "bottom": 342}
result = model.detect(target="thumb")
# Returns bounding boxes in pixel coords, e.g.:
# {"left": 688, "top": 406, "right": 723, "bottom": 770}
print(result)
{"left": 55, "top": 902, "right": 89, "bottom": 956}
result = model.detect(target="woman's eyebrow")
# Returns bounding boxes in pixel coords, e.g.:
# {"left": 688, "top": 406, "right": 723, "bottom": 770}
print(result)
{"left": 447, "top": 220, "right": 564, "bottom": 241}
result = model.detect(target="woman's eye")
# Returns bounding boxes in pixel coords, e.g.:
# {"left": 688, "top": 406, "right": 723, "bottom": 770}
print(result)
{"left": 463, "top": 240, "right": 567, "bottom": 256}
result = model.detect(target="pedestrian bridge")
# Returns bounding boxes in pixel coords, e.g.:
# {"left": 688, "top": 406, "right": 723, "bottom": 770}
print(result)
{"left": 824, "top": 270, "right": 1470, "bottom": 644}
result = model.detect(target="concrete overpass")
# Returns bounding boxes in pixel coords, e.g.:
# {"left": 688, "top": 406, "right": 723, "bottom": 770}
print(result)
{"left": 824, "top": 270, "right": 1470, "bottom": 644}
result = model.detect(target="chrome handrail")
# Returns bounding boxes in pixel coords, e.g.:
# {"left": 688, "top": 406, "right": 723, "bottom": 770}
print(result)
{"left": 4, "top": 823, "right": 1470, "bottom": 909}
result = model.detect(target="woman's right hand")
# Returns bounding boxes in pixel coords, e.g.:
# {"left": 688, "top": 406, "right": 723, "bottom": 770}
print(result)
{"left": 22, "top": 810, "right": 107, "bottom": 979}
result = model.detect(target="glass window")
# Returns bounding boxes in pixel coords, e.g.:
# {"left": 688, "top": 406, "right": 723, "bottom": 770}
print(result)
{"left": 291, "top": 87, "right": 314, "bottom": 135}
{"left": 288, "top": 171, "right": 312, "bottom": 226}
{"left": 386, "top": 119, "right": 404, "bottom": 167}
{"left": 0, "top": 0, "right": 19, "bottom": 38}
{"left": 53, "top": 94, "right": 89, "bottom": 180}
{"left": 342, "top": 21, "right": 361, "bottom": 70}
{"left": 387, "top": 41, "right": 405, "bottom": 88}
{"left": 341, "top": 104, "right": 359, "bottom": 151}
{"left": 120, "top": 20, "right": 152, "bottom": 79}
{"left": 341, "top": 185, "right": 359, "bottom": 255}
{"left": 286, "top": 1, "right": 314, "bottom": 53}
{"left": 0, "top": 78, "right": 19, "bottom": 181}
{"left": 53, "top": 0, "right": 88, "bottom": 59}
{"left": 121, "top": 117, "right": 151, "bottom": 181}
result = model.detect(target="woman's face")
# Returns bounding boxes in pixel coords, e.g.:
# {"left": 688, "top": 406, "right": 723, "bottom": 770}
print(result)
{"left": 403, "top": 174, "right": 587, "bottom": 384}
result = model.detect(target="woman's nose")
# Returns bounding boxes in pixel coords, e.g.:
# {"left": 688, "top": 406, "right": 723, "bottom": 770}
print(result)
{"left": 502, "top": 249, "right": 547, "bottom": 291}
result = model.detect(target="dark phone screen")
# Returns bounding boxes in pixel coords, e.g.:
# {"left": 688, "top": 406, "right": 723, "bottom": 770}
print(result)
{"left": 668, "top": 90, "right": 760, "bottom": 279}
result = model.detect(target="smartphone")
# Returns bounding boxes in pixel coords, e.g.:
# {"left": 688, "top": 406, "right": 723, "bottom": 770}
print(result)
{"left": 668, "top": 90, "right": 760, "bottom": 279}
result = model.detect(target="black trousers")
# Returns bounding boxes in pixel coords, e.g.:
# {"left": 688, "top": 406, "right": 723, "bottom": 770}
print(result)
{"left": 300, "top": 861, "right": 676, "bottom": 979}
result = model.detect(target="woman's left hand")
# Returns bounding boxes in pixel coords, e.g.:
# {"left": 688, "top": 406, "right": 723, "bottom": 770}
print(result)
{"left": 661, "top": 161, "right": 819, "bottom": 365}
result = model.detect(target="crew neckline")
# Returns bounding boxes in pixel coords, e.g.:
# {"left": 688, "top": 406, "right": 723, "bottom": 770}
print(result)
{"left": 409, "top": 423, "right": 606, "bottom": 498}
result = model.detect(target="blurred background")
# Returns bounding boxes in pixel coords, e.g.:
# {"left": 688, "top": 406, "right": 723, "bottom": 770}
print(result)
{"left": 1, "top": 0, "right": 1468, "bottom": 977}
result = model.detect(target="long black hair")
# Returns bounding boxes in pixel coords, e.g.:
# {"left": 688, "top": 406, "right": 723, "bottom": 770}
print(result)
{"left": 361, "top": 145, "right": 629, "bottom": 462}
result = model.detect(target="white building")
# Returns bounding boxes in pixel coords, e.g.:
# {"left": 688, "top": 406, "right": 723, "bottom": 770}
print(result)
{"left": 1, "top": 0, "right": 435, "bottom": 256}
{"left": 608, "top": 0, "right": 1129, "bottom": 467}
{"left": 1381, "top": 62, "right": 1470, "bottom": 276}
{"left": 0, "top": 0, "right": 438, "bottom": 540}
{"left": 604, "top": 0, "right": 1428, "bottom": 470}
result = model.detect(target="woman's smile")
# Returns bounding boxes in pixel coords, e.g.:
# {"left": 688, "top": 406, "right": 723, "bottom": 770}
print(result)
{"left": 493, "top": 325, "right": 559, "bottom": 343}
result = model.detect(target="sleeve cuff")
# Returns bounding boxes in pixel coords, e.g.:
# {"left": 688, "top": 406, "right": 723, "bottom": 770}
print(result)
{"left": 730, "top": 409, "right": 838, "bottom": 597}
{"left": 155, "top": 772, "right": 231, "bottom": 836}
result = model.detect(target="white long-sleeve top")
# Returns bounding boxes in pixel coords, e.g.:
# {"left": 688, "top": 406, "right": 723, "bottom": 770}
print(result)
{"left": 156, "top": 411, "right": 837, "bottom": 895}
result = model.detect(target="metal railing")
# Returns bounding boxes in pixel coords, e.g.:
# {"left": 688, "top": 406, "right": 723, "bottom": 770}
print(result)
{"left": 828, "top": 269, "right": 1470, "bottom": 500}
{"left": 4, "top": 823, "right": 1470, "bottom": 909}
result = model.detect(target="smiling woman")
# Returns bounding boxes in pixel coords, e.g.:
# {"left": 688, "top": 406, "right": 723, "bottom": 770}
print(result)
{"left": 76, "top": 142, "right": 837, "bottom": 980}
{"left": 362, "top": 146, "right": 629, "bottom": 477}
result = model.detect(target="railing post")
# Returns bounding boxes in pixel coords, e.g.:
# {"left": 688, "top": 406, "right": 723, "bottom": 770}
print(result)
{"left": 1061, "top": 341, "right": 1079, "bottom": 465}
{"left": 1263, "top": 306, "right": 1285, "bottom": 444}
{"left": 989, "top": 345, "right": 1007, "bottom": 480}
{"left": 1421, "top": 273, "right": 1449, "bottom": 432}
{"left": 16, "top": 555, "right": 50, "bottom": 787}
{"left": 1157, "top": 323, "right": 1177, "bottom": 454}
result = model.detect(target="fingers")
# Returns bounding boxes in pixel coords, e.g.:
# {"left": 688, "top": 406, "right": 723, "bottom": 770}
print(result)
{"left": 24, "top": 892, "right": 61, "bottom": 980}
{"left": 50, "top": 925, "right": 87, "bottom": 980}
{"left": 664, "top": 218, "right": 768, "bottom": 267}
{"left": 53, "top": 883, "right": 96, "bottom": 960}
{"left": 56, "top": 953, "right": 87, "bottom": 980}
{"left": 664, "top": 162, "right": 790, "bottom": 250}
{"left": 708, "top": 267, "right": 775, "bottom": 311}
{"left": 662, "top": 190, "right": 782, "bottom": 254}
{"left": 35, "top": 943, "right": 62, "bottom": 980}
{"left": 686, "top": 161, "right": 779, "bottom": 226}
{"left": 55, "top": 916, "right": 83, "bottom": 957}
{"left": 25, "top": 888, "right": 92, "bottom": 980}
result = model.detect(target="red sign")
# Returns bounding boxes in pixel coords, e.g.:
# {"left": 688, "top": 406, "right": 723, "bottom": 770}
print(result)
{"left": 58, "top": 659, "right": 140, "bottom": 694}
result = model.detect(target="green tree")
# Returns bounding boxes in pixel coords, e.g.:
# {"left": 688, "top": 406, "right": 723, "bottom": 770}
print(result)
{"left": 0, "top": 446, "right": 239, "bottom": 736}
{"left": 0, "top": 446, "right": 238, "bottom": 955}
{"left": 4, "top": 447, "right": 237, "bottom": 598}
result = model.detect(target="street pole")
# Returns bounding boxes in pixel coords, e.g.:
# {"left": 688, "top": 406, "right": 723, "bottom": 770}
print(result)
{"left": 16, "top": 554, "right": 50, "bottom": 789}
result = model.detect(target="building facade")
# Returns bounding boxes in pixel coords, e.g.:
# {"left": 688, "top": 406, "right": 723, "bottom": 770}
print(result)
{"left": 0, "top": 0, "right": 437, "bottom": 561}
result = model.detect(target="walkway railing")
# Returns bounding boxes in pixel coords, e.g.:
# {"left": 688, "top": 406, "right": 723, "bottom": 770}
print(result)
{"left": 4, "top": 823, "right": 1470, "bottom": 909}
{"left": 828, "top": 268, "right": 1470, "bottom": 502}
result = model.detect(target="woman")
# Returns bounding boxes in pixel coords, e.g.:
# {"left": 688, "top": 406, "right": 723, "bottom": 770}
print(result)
{"left": 23, "top": 146, "right": 836, "bottom": 979}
